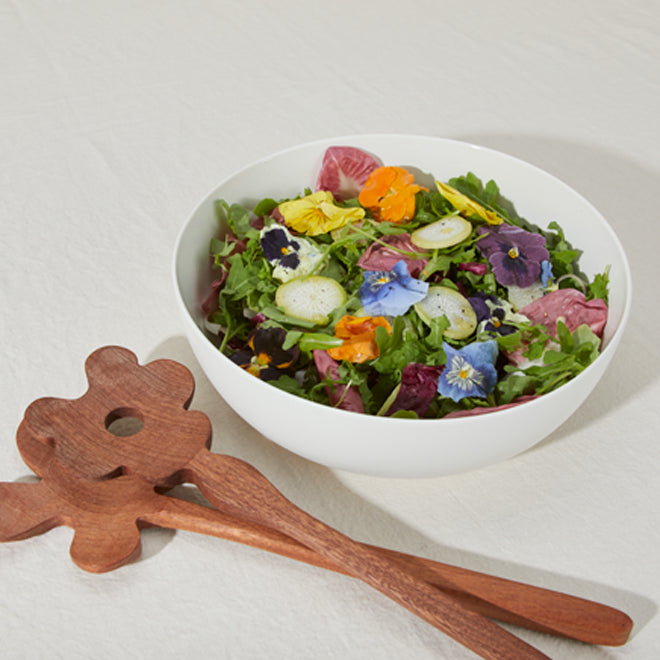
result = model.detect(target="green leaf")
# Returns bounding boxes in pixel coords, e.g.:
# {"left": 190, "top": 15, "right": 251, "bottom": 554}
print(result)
{"left": 390, "top": 410, "right": 420, "bottom": 419}
{"left": 223, "top": 254, "right": 262, "bottom": 299}
{"left": 571, "top": 324, "right": 601, "bottom": 364}
{"left": 282, "top": 330, "right": 304, "bottom": 351}
{"left": 588, "top": 269, "right": 610, "bottom": 303}
{"left": 494, "top": 329, "right": 524, "bottom": 352}
{"left": 215, "top": 199, "right": 253, "bottom": 240}
{"left": 253, "top": 198, "right": 279, "bottom": 218}
{"left": 497, "top": 372, "right": 537, "bottom": 403}
{"left": 483, "top": 179, "right": 500, "bottom": 205}
{"left": 426, "top": 315, "right": 451, "bottom": 347}
{"left": 556, "top": 320, "right": 574, "bottom": 353}
{"left": 260, "top": 306, "right": 318, "bottom": 329}
{"left": 298, "top": 333, "right": 344, "bottom": 352}
{"left": 210, "top": 236, "right": 238, "bottom": 261}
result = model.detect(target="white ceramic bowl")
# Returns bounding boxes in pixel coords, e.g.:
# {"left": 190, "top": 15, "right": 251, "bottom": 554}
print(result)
{"left": 173, "top": 135, "right": 631, "bottom": 478}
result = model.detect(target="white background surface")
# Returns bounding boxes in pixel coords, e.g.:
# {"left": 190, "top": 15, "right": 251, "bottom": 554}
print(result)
{"left": 1, "top": 1, "right": 658, "bottom": 658}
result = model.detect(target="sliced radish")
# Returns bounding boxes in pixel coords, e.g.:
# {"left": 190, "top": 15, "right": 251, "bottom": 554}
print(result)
{"left": 410, "top": 216, "right": 472, "bottom": 250}
{"left": 314, "top": 146, "right": 380, "bottom": 202}
{"left": 414, "top": 285, "right": 477, "bottom": 340}
{"left": 275, "top": 276, "right": 346, "bottom": 325}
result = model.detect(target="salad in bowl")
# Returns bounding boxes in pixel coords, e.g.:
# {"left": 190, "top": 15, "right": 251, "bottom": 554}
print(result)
{"left": 201, "top": 145, "right": 610, "bottom": 421}
{"left": 174, "top": 135, "right": 630, "bottom": 476}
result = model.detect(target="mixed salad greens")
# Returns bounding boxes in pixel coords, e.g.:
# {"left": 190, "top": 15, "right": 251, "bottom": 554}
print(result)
{"left": 202, "top": 146, "right": 610, "bottom": 419}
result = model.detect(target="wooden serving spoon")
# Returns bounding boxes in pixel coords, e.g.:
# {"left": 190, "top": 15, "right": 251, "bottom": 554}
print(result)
{"left": 9, "top": 345, "right": 629, "bottom": 658}
{"left": 2, "top": 429, "right": 632, "bottom": 647}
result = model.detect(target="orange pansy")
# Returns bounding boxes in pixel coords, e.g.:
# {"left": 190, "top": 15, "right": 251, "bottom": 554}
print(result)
{"left": 327, "top": 315, "right": 392, "bottom": 364}
{"left": 358, "top": 166, "right": 426, "bottom": 224}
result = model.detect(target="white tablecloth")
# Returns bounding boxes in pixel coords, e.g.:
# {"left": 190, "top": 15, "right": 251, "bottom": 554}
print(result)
{"left": 2, "top": 1, "right": 658, "bottom": 657}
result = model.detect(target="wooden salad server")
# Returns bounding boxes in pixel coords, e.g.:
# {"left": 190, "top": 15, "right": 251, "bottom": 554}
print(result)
{"left": 4, "top": 346, "right": 632, "bottom": 657}
{"left": 147, "top": 493, "right": 633, "bottom": 647}
{"left": 3, "top": 429, "right": 632, "bottom": 648}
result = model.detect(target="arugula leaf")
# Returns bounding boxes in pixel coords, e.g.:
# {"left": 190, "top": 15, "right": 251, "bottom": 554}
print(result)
{"left": 260, "top": 306, "right": 318, "bottom": 329}
{"left": 498, "top": 322, "right": 602, "bottom": 400}
{"left": 210, "top": 237, "right": 236, "bottom": 261}
{"left": 587, "top": 268, "right": 610, "bottom": 303}
{"left": 252, "top": 198, "right": 279, "bottom": 218}
{"left": 222, "top": 254, "right": 263, "bottom": 299}
{"left": 215, "top": 199, "right": 252, "bottom": 240}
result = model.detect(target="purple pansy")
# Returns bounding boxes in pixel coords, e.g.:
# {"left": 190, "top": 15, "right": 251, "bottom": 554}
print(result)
{"left": 468, "top": 292, "right": 519, "bottom": 336}
{"left": 476, "top": 225, "right": 549, "bottom": 288}
{"left": 437, "top": 340, "right": 499, "bottom": 402}
{"left": 260, "top": 224, "right": 323, "bottom": 282}
{"left": 229, "top": 327, "right": 299, "bottom": 381}
{"left": 358, "top": 259, "right": 429, "bottom": 317}
{"left": 260, "top": 225, "right": 302, "bottom": 269}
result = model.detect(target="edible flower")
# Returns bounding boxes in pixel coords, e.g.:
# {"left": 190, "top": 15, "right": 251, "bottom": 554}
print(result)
{"left": 229, "top": 327, "right": 299, "bottom": 381}
{"left": 541, "top": 259, "right": 555, "bottom": 289}
{"left": 357, "top": 233, "right": 428, "bottom": 278}
{"left": 476, "top": 224, "right": 550, "bottom": 288}
{"left": 278, "top": 191, "right": 365, "bottom": 236}
{"left": 386, "top": 363, "right": 443, "bottom": 418}
{"left": 358, "top": 260, "right": 429, "bottom": 317}
{"left": 468, "top": 292, "right": 528, "bottom": 336}
{"left": 437, "top": 340, "right": 499, "bottom": 402}
{"left": 327, "top": 315, "right": 391, "bottom": 363}
{"left": 436, "top": 181, "right": 503, "bottom": 225}
{"left": 358, "top": 166, "right": 426, "bottom": 223}
{"left": 260, "top": 224, "right": 323, "bottom": 282}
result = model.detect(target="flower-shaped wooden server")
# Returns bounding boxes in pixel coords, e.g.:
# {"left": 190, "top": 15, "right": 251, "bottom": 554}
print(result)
{"left": 0, "top": 346, "right": 632, "bottom": 658}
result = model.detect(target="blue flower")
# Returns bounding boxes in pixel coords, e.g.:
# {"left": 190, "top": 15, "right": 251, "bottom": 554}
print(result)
{"left": 437, "top": 340, "right": 499, "bottom": 402}
{"left": 541, "top": 259, "right": 554, "bottom": 288}
{"left": 358, "top": 260, "right": 429, "bottom": 317}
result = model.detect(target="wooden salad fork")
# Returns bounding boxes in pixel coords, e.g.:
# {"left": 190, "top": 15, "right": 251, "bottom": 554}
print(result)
{"left": 0, "top": 346, "right": 633, "bottom": 658}
{"left": 1, "top": 434, "right": 632, "bottom": 647}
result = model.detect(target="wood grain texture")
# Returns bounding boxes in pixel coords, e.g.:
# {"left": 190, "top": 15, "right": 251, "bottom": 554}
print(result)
{"left": 0, "top": 454, "right": 632, "bottom": 646}
{"left": 2, "top": 345, "right": 633, "bottom": 656}
{"left": 148, "top": 494, "right": 632, "bottom": 647}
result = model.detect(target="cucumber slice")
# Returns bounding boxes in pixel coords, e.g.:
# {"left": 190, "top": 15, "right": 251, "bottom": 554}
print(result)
{"left": 410, "top": 216, "right": 472, "bottom": 249}
{"left": 414, "top": 285, "right": 477, "bottom": 340}
{"left": 275, "top": 276, "right": 346, "bottom": 325}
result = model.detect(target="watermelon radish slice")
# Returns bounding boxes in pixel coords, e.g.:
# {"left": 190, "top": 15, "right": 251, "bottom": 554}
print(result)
{"left": 410, "top": 216, "right": 472, "bottom": 250}
{"left": 275, "top": 276, "right": 346, "bottom": 325}
{"left": 314, "top": 146, "right": 380, "bottom": 202}
{"left": 414, "top": 285, "right": 477, "bottom": 340}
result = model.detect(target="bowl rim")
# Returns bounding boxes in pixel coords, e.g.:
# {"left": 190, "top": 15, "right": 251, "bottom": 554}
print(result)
{"left": 172, "top": 133, "right": 633, "bottom": 428}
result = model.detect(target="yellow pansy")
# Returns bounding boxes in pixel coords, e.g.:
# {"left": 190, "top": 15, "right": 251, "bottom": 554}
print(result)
{"left": 436, "top": 181, "right": 503, "bottom": 225}
{"left": 278, "top": 191, "right": 365, "bottom": 236}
